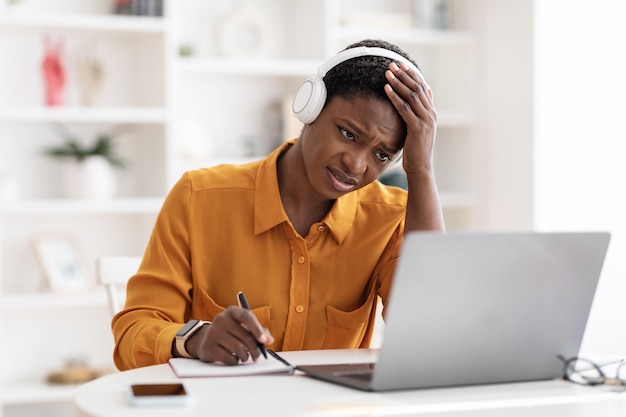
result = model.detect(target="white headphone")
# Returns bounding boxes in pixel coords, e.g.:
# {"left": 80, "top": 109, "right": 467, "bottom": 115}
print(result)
{"left": 292, "top": 46, "right": 428, "bottom": 125}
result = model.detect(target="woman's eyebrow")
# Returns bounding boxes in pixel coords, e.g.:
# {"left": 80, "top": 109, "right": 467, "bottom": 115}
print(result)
{"left": 340, "top": 118, "right": 401, "bottom": 155}
{"left": 339, "top": 118, "right": 366, "bottom": 137}
{"left": 382, "top": 143, "right": 401, "bottom": 155}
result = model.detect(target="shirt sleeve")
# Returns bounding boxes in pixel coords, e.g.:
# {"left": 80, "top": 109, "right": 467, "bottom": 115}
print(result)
{"left": 112, "top": 174, "right": 195, "bottom": 370}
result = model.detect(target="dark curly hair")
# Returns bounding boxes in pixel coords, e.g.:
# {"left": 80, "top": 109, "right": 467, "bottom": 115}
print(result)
{"left": 323, "top": 39, "right": 420, "bottom": 106}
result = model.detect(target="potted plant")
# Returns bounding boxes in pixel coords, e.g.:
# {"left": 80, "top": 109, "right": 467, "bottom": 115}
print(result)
{"left": 43, "top": 125, "right": 126, "bottom": 199}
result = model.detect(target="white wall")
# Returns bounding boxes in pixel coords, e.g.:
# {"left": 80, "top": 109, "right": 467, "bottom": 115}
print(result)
{"left": 474, "top": 0, "right": 534, "bottom": 231}
{"left": 534, "top": 0, "right": 626, "bottom": 356}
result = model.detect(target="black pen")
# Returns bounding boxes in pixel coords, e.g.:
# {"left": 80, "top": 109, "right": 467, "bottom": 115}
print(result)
{"left": 237, "top": 291, "right": 268, "bottom": 359}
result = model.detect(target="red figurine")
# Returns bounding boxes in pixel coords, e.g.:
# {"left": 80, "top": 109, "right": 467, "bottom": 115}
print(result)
{"left": 42, "top": 36, "right": 66, "bottom": 106}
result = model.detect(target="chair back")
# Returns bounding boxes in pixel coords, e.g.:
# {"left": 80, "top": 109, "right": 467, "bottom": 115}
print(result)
{"left": 96, "top": 256, "right": 142, "bottom": 317}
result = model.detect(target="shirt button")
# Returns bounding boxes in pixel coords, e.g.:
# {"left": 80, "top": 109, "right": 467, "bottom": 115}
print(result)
{"left": 318, "top": 225, "right": 325, "bottom": 231}
{"left": 297, "top": 256, "right": 305, "bottom": 264}
{"left": 295, "top": 305, "right": 304, "bottom": 313}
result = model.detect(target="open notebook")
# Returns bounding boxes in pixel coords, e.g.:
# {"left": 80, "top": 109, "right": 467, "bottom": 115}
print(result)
{"left": 169, "top": 350, "right": 293, "bottom": 377}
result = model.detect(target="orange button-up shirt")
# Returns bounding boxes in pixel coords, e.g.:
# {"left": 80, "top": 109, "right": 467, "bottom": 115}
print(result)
{"left": 113, "top": 141, "right": 407, "bottom": 370}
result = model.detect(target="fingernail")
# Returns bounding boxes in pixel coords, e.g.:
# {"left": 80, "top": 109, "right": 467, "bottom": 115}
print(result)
{"left": 390, "top": 62, "right": 399, "bottom": 71}
{"left": 259, "top": 334, "right": 267, "bottom": 343}
{"left": 386, "top": 70, "right": 395, "bottom": 79}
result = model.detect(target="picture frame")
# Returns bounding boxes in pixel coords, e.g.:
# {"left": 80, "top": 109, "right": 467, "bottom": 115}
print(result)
{"left": 31, "top": 233, "right": 91, "bottom": 291}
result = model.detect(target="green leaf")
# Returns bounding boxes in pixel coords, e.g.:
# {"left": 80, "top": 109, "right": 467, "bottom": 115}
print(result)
{"left": 43, "top": 124, "right": 127, "bottom": 169}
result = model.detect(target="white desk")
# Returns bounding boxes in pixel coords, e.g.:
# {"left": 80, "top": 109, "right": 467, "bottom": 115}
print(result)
{"left": 74, "top": 349, "right": 626, "bottom": 417}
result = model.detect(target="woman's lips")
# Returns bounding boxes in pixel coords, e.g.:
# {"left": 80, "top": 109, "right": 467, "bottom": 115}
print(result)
{"left": 327, "top": 168, "right": 357, "bottom": 192}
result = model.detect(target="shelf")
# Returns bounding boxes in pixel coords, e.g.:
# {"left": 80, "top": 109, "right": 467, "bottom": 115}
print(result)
{"left": 176, "top": 57, "right": 319, "bottom": 77}
{"left": 0, "top": 197, "right": 164, "bottom": 215}
{"left": 0, "top": 106, "right": 468, "bottom": 128}
{"left": 335, "top": 28, "right": 474, "bottom": 47}
{"left": 203, "top": 155, "right": 265, "bottom": 167}
{"left": 0, "top": 290, "right": 107, "bottom": 311}
{"left": 1, "top": 381, "right": 79, "bottom": 405}
{"left": 0, "top": 13, "right": 166, "bottom": 34}
{"left": 0, "top": 106, "right": 168, "bottom": 124}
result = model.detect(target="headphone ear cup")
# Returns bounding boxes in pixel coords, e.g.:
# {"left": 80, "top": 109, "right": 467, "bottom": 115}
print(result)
{"left": 292, "top": 76, "right": 327, "bottom": 125}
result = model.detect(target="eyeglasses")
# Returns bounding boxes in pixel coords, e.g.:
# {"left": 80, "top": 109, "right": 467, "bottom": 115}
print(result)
{"left": 558, "top": 355, "right": 626, "bottom": 387}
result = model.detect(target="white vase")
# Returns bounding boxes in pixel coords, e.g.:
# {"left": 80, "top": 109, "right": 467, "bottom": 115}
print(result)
{"left": 412, "top": 0, "right": 449, "bottom": 29}
{"left": 62, "top": 156, "right": 117, "bottom": 199}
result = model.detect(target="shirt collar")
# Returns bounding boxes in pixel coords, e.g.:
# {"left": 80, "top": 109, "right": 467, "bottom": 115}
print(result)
{"left": 254, "top": 140, "right": 357, "bottom": 244}
{"left": 254, "top": 142, "right": 291, "bottom": 235}
{"left": 323, "top": 190, "right": 357, "bottom": 244}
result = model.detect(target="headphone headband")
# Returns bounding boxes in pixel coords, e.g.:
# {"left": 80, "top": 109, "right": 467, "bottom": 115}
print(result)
{"left": 318, "top": 46, "right": 427, "bottom": 86}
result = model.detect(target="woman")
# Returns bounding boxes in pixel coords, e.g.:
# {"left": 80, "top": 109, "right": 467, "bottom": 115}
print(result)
{"left": 113, "top": 39, "right": 445, "bottom": 370}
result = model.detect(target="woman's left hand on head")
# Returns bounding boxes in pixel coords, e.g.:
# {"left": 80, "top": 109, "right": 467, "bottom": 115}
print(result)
{"left": 384, "top": 62, "right": 437, "bottom": 176}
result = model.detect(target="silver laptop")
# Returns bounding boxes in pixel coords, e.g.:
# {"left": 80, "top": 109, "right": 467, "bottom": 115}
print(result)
{"left": 297, "top": 231, "right": 611, "bottom": 391}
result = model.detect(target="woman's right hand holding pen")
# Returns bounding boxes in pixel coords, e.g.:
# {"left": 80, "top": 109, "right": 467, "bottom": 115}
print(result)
{"left": 184, "top": 306, "right": 274, "bottom": 366}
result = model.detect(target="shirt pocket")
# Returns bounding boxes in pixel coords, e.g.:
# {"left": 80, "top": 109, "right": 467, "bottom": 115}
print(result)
{"left": 322, "top": 284, "right": 377, "bottom": 349}
{"left": 194, "top": 288, "right": 271, "bottom": 327}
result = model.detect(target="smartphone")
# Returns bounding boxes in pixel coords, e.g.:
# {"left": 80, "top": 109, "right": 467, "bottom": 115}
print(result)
{"left": 127, "top": 383, "right": 191, "bottom": 407}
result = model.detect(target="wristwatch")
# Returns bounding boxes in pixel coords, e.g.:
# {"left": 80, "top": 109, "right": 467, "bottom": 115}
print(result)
{"left": 175, "top": 319, "right": 210, "bottom": 359}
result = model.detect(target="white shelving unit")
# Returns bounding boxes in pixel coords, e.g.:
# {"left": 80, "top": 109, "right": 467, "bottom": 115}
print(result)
{"left": 0, "top": 1, "right": 167, "bottom": 415}
{"left": 1, "top": 1, "right": 531, "bottom": 415}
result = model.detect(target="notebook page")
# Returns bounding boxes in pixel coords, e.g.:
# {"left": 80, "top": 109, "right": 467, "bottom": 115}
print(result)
{"left": 169, "top": 353, "right": 293, "bottom": 378}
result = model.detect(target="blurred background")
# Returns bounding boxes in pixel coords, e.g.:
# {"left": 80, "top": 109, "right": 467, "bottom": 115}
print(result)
{"left": 1, "top": 0, "right": 624, "bottom": 415}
